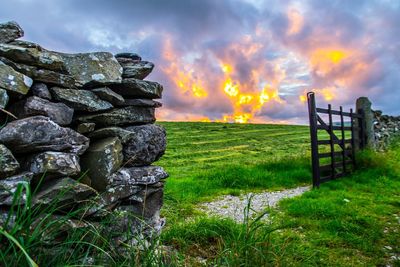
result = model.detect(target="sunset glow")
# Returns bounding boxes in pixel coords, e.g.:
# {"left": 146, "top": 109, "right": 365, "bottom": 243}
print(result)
{"left": 10, "top": 0, "right": 398, "bottom": 124}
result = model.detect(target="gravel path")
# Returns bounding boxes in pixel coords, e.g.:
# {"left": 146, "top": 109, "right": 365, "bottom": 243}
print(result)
{"left": 199, "top": 186, "right": 311, "bottom": 223}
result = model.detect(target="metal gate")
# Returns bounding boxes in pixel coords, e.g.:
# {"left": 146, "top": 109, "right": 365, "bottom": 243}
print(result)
{"left": 307, "top": 92, "right": 366, "bottom": 187}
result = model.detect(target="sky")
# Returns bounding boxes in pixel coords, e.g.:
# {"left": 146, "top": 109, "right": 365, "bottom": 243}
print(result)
{"left": 1, "top": 0, "right": 400, "bottom": 124}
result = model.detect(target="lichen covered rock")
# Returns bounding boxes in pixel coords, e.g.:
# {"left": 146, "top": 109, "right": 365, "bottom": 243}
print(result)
{"left": 9, "top": 96, "right": 74, "bottom": 125}
{"left": 0, "top": 21, "right": 24, "bottom": 43}
{"left": 0, "top": 144, "right": 20, "bottom": 178}
{"left": 0, "top": 88, "right": 9, "bottom": 108}
{"left": 0, "top": 60, "right": 32, "bottom": 95}
{"left": 75, "top": 106, "right": 155, "bottom": 127}
{"left": 50, "top": 87, "right": 113, "bottom": 112}
{"left": 0, "top": 116, "right": 89, "bottom": 155}
{"left": 0, "top": 172, "right": 33, "bottom": 206}
{"left": 122, "top": 124, "right": 166, "bottom": 166}
{"left": 33, "top": 177, "right": 97, "bottom": 210}
{"left": 80, "top": 137, "right": 123, "bottom": 191}
{"left": 91, "top": 87, "right": 125, "bottom": 105}
{"left": 26, "top": 151, "right": 80, "bottom": 177}
{"left": 109, "top": 78, "right": 162, "bottom": 99}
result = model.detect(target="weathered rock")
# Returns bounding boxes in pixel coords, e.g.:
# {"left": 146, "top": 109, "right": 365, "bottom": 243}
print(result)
{"left": 31, "top": 83, "right": 51, "bottom": 100}
{"left": 61, "top": 52, "right": 122, "bottom": 87}
{"left": 50, "top": 87, "right": 113, "bottom": 112}
{"left": 117, "top": 98, "right": 162, "bottom": 108}
{"left": 115, "top": 53, "right": 141, "bottom": 61}
{"left": 0, "top": 21, "right": 24, "bottom": 43}
{"left": 0, "top": 61, "right": 32, "bottom": 95}
{"left": 0, "top": 43, "right": 122, "bottom": 87}
{"left": 33, "top": 177, "right": 97, "bottom": 209}
{"left": 0, "top": 57, "right": 77, "bottom": 88}
{"left": 0, "top": 116, "right": 89, "bottom": 155}
{"left": 80, "top": 137, "right": 123, "bottom": 191}
{"left": 26, "top": 152, "right": 80, "bottom": 177}
{"left": 75, "top": 106, "right": 155, "bottom": 127}
{"left": 0, "top": 144, "right": 20, "bottom": 178}
{"left": 0, "top": 43, "right": 66, "bottom": 72}
{"left": 101, "top": 184, "right": 141, "bottom": 206}
{"left": 121, "top": 61, "right": 154, "bottom": 80}
{"left": 0, "top": 88, "right": 9, "bottom": 108}
{"left": 110, "top": 166, "right": 168, "bottom": 186}
{"left": 8, "top": 40, "right": 41, "bottom": 49}
{"left": 9, "top": 96, "right": 74, "bottom": 125}
{"left": 109, "top": 78, "right": 162, "bottom": 99}
{"left": 356, "top": 97, "right": 375, "bottom": 149}
{"left": 89, "top": 127, "right": 135, "bottom": 143}
{"left": 91, "top": 87, "right": 125, "bottom": 105}
{"left": 0, "top": 172, "right": 33, "bottom": 206}
{"left": 123, "top": 124, "right": 166, "bottom": 166}
{"left": 77, "top": 123, "right": 96, "bottom": 134}
{"left": 0, "top": 210, "right": 16, "bottom": 228}
{"left": 123, "top": 182, "right": 164, "bottom": 219}
{"left": 97, "top": 166, "right": 168, "bottom": 208}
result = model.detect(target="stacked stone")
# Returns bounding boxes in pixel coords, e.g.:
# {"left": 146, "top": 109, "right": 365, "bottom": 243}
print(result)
{"left": 373, "top": 110, "right": 400, "bottom": 150}
{"left": 0, "top": 21, "right": 167, "bottom": 245}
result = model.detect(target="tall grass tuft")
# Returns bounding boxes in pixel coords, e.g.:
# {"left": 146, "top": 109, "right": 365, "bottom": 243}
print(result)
{"left": 0, "top": 176, "right": 167, "bottom": 266}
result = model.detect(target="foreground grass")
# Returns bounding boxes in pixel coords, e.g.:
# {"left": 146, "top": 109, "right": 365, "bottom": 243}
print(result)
{"left": 162, "top": 140, "right": 400, "bottom": 266}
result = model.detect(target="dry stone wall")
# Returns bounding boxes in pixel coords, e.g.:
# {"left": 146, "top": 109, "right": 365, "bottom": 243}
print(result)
{"left": 0, "top": 21, "right": 168, "bottom": 246}
{"left": 373, "top": 110, "right": 400, "bottom": 150}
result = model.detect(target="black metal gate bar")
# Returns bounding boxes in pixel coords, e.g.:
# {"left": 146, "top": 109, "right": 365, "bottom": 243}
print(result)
{"left": 328, "top": 104, "right": 335, "bottom": 179}
{"left": 307, "top": 92, "right": 365, "bottom": 187}
{"left": 340, "top": 106, "right": 346, "bottom": 173}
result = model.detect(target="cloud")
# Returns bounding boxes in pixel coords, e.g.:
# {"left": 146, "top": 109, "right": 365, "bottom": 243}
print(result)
{"left": 0, "top": 0, "right": 399, "bottom": 123}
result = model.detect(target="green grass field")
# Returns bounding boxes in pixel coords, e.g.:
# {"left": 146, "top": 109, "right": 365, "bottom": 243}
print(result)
{"left": 2, "top": 122, "right": 399, "bottom": 266}
{"left": 157, "top": 122, "right": 312, "bottom": 210}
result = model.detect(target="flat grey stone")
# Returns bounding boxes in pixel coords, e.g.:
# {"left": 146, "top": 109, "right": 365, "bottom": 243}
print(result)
{"left": 116, "top": 98, "right": 162, "bottom": 108}
{"left": 0, "top": 144, "right": 20, "bottom": 179}
{"left": 0, "top": 172, "right": 33, "bottom": 206}
{"left": 50, "top": 87, "right": 113, "bottom": 112}
{"left": 32, "top": 177, "right": 97, "bottom": 210}
{"left": 0, "top": 116, "right": 89, "bottom": 155}
{"left": 0, "top": 43, "right": 66, "bottom": 72}
{"left": 75, "top": 106, "right": 155, "bottom": 127}
{"left": 9, "top": 96, "right": 74, "bottom": 125}
{"left": 0, "top": 60, "right": 32, "bottom": 95}
{"left": 26, "top": 151, "right": 80, "bottom": 177}
{"left": 0, "top": 57, "right": 77, "bottom": 88}
{"left": 61, "top": 52, "right": 122, "bottom": 87}
{"left": 115, "top": 53, "right": 141, "bottom": 61}
{"left": 110, "top": 166, "right": 168, "bottom": 186}
{"left": 0, "top": 43, "right": 122, "bottom": 87}
{"left": 91, "top": 87, "right": 125, "bottom": 105}
{"left": 109, "top": 78, "right": 162, "bottom": 99}
{"left": 120, "top": 61, "right": 154, "bottom": 80}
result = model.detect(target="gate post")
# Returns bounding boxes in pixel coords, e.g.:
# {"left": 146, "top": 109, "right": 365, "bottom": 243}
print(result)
{"left": 355, "top": 97, "right": 375, "bottom": 150}
{"left": 307, "top": 92, "right": 320, "bottom": 187}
